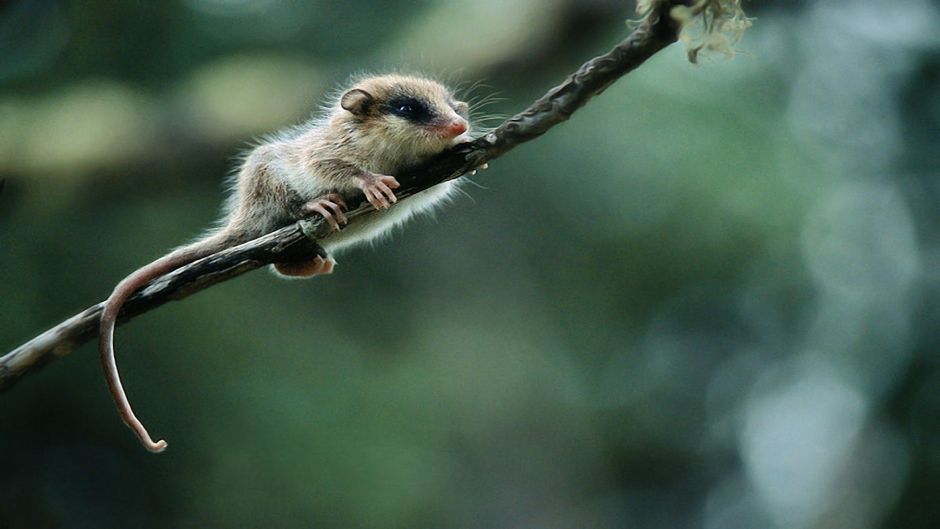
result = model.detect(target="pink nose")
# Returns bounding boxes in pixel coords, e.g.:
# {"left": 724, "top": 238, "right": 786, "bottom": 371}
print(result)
{"left": 443, "top": 119, "right": 468, "bottom": 137}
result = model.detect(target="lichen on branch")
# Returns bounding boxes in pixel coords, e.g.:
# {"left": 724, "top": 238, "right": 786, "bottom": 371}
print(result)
{"left": 636, "top": 0, "right": 752, "bottom": 63}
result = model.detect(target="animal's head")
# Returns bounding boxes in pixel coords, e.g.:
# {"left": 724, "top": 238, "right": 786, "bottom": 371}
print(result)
{"left": 338, "top": 74, "right": 470, "bottom": 158}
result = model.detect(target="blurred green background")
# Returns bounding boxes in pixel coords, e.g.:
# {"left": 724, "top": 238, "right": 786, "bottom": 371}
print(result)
{"left": 2, "top": 0, "right": 939, "bottom": 527}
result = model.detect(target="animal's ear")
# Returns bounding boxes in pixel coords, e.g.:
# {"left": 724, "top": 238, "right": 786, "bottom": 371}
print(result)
{"left": 454, "top": 101, "right": 469, "bottom": 118}
{"left": 341, "top": 88, "right": 374, "bottom": 116}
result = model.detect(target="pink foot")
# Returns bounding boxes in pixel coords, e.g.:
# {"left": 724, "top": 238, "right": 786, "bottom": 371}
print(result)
{"left": 316, "top": 256, "right": 335, "bottom": 275}
{"left": 302, "top": 193, "right": 347, "bottom": 231}
{"left": 274, "top": 255, "right": 336, "bottom": 277}
{"left": 357, "top": 173, "right": 400, "bottom": 210}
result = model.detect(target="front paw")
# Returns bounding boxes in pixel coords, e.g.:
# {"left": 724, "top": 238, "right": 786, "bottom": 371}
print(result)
{"left": 358, "top": 173, "right": 400, "bottom": 210}
{"left": 301, "top": 193, "right": 347, "bottom": 231}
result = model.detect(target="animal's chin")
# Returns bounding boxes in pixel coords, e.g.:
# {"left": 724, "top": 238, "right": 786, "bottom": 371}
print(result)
{"left": 451, "top": 132, "right": 471, "bottom": 145}
{"left": 421, "top": 138, "right": 456, "bottom": 154}
{"left": 408, "top": 131, "right": 471, "bottom": 159}
{"left": 432, "top": 131, "right": 471, "bottom": 150}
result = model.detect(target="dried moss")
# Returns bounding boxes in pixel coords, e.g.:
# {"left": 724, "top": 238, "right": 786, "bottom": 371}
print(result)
{"left": 635, "top": 0, "right": 752, "bottom": 63}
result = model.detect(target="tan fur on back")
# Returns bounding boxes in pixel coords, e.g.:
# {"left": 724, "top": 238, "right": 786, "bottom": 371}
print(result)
{"left": 222, "top": 74, "right": 469, "bottom": 254}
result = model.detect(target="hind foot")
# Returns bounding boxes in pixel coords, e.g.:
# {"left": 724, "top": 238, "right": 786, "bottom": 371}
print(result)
{"left": 302, "top": 193, "right": 347, "bottom": 231}
{"left": 274, "top": 255, "right": 336, "bottom": 278}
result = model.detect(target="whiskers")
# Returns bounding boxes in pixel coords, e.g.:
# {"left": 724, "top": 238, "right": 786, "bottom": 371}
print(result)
{"left": 457, "top": 175, "right": 487, "bottom": 199}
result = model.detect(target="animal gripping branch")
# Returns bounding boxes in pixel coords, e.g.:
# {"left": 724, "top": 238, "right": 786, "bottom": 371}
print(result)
{"left": 1, "top": 1, "right": 707, "bottom": 393}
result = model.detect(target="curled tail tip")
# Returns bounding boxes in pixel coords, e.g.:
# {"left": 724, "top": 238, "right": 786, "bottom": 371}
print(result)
{"left": 134, "top": 424, "right": 168, "bottom": 453}
{"left": 146, "top": 439, "right": 169, "bottom": 453}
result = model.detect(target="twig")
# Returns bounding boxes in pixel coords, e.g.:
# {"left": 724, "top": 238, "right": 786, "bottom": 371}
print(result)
{"left": 0, "top": 1, "right": 687, "bottom": 392}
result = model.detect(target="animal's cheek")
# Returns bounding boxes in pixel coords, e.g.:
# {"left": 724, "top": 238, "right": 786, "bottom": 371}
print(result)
{"left": 388, "top": 122, "right": 420, "bottom": 143}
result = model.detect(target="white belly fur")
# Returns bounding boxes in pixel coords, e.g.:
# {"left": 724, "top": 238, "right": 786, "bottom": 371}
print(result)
{"left": 318, "top": 180, "right": 459, "bottom": 255}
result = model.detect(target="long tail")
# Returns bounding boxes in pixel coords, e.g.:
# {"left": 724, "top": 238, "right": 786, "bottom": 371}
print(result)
{"left": 99, "top": 231, "right": 235, "bottom": 453}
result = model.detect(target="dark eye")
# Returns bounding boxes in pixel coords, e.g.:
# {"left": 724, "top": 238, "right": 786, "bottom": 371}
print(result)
{"left": 387, "top": 96, "right": 431, "bottom": 123}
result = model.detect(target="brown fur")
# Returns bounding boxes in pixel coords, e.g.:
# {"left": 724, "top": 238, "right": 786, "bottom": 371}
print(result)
{"left": 99, "top": 74, "right": 472, "bottom": 452}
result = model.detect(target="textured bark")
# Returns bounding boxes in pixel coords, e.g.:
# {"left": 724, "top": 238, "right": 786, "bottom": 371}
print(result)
{"left": 0, "top": 1, "right": 686, "bottom": 391}
{"left": 0, "top": 227, "right": 322, "bottom": 391}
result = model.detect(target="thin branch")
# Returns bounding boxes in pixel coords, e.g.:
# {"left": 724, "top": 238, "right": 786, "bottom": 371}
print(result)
{"left": 0, "top": 1, "right": 687, "bottom": 392}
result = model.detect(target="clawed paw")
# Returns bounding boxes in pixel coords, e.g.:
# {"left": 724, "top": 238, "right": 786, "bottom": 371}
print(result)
{"left": 302, "top": 193, "right": 347, "bottom": 231}
{"left": 310, "top": 255, "right": 335, "bottom": 275}
{"left": 470, "top": 163, "right": 489, "bottom": 176}
{"left": 359, "top": 173, "right": 400, "bottom": 210}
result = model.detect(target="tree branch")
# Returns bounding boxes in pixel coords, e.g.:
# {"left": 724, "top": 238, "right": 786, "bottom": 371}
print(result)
{"left": 1, "top": 1, "right": 687, "bottom": 391}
